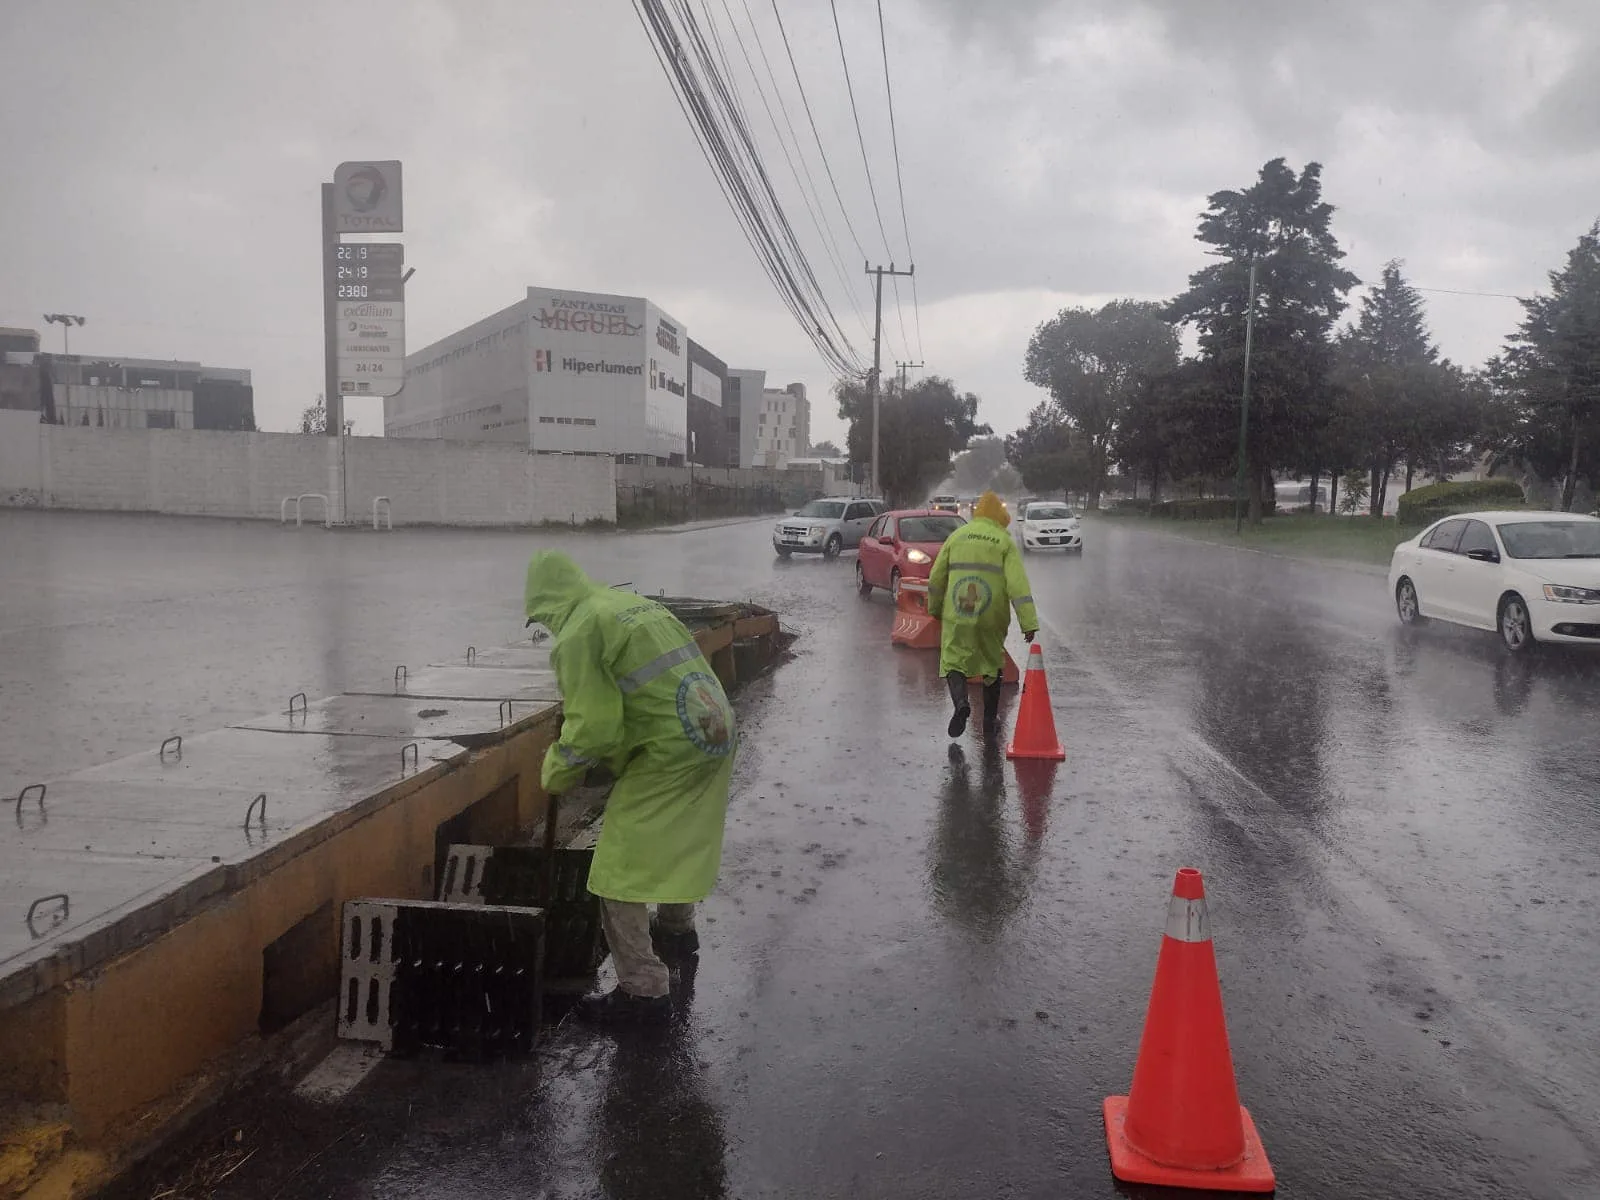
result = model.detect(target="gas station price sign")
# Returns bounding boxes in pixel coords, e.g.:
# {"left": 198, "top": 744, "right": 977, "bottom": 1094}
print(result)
{"left": 328, "top": 242, "right": 404, "bottom": 301}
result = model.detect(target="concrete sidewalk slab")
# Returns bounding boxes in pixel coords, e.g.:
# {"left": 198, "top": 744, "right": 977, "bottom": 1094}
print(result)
{"left": 348, "top": 665, "right": 563, "bottom": 703}
{"left": 228, "top": 694, "right": 547, "bottom": 743}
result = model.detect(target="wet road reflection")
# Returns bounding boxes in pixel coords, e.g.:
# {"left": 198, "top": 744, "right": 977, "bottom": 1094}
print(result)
{"left": 51, "top": 514, "right": 1600, "bottom": 1198}
{"left": 928, "top": 743, "right": 1040, "bottom": 940}
{"left": 597, "top": 963, "right": 729, "bottom": 1200}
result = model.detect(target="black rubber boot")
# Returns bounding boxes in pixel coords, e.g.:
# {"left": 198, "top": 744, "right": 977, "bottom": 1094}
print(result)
{"left": 650, "top": 923, "right": 700, "bottom": 962}
{"left": 982, "top": 680, "right": 1002, "bottom": 738}
{"left": 945, "top": 671, "right": 971, "bottom": 737}
{"left": 573, "top": 986, "right": 671, "bottom": 1027}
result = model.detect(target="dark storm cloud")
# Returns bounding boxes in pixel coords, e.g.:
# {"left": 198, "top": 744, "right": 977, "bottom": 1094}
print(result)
{"left": 2, "top": 0, "right": 1596, "bottom": 443}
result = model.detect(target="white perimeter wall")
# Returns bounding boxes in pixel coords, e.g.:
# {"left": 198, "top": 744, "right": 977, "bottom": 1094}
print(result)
{"left": 0, "top": 410, "right": 616, "bottom": 525}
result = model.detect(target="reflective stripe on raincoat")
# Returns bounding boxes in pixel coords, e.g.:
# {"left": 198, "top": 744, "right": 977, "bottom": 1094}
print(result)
{"left": 927, "top": 514, "right": 1039, "bottom": 681}
{"left": 525, "top": 551, "right": 737, "bottom": 904}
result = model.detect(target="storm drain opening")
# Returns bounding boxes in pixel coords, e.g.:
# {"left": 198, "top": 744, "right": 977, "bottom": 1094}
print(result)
{"left": 260, "top": 901, "right": 336, "bottom": 1035}
{"left": 432, "top": 778, "right": 519, "bottom": 891}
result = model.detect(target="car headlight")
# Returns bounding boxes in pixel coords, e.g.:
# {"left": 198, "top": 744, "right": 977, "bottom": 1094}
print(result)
{"left": 906, "top": 548, "right": 931, "bottom": 564}
{"left": 1543, "top": 584, "right": 1600, "bottom": 603}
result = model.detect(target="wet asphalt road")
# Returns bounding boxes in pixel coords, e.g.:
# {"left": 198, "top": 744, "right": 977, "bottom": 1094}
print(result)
{"left": 9, "top": 511, "right": 1598, "bottom": 1199}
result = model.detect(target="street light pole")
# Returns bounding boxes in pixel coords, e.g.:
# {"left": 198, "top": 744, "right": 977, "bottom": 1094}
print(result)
{"left": 43, "top": 313, "right": 86, "bottom": 354}
{"left": 1234, "top": 258, "right": 1258, "bottom": 534}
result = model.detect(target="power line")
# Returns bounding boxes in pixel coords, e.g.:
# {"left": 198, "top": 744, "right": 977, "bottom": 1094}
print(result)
{"left": 827, "top": 0, "right": 908, "bottom": 362}
{"left": 1412, "top": 285, "right": 1525, "bottom": 301}
{"left": 633, "top": 0, "right": 864, "bottom": 375}
{"left": 715, "top": 0, "right": 872, "bottom": 344}
{"left": 768, "top": 3, "right": 871, "bottom": 273}
{"left": 673, "top": 0, "right": 863, "bottom": 366}
{"left": 875, "top": 0, "right": 922, "bottom": 360}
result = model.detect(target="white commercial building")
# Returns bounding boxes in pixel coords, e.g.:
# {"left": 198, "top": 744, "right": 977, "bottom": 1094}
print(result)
{"left": 748, "top": 382, "right": 809, "bottom": 468}
{"left": 389, "top": 287, "right": 691, "bottom": 464}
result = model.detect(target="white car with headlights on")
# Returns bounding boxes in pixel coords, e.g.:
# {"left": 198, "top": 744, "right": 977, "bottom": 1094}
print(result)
{"left": 1017, "top": 501, "right": 1082, "bottom": 553}
{"left": 1389, "top": 510, "right": 1600, "bottom": 652}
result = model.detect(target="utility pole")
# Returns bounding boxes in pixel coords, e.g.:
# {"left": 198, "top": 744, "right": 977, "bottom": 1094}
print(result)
{"left": 865, "top": 261, "right": 915, "bottom": 499}
{"left": 43, "top": 313, "right": 86, "bottom": 354}
{"left": 1234, "top": 257, "right": 1259, "bottom": 534}
{"left": 895, "top": 360, "right": 924, "bottom": 395}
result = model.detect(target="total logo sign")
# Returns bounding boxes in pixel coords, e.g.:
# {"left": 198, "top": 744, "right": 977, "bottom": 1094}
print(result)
{"left": 648, "top": 358, "right": 686, "bottom": 397}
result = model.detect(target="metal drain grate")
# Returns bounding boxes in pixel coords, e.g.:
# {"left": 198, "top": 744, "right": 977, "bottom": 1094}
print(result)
{"left": 338, "top": 901, "right": 399, "bottom": 1049}
{"left": 438, "top": 844, "right": 491, "bottom": 904}
{"left": 339, "top": 899, "right": 545, "bottom": 1057}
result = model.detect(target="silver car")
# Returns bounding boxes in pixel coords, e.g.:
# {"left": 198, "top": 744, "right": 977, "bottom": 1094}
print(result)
{"left": 773, "top": 497, "right": 886, "bottom": 559}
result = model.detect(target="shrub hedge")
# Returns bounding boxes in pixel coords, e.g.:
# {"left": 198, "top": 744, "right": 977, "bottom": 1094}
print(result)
{"left": 1153, "top": 497, "right": 1277, "bottom": 519}
{"left": 1396, "top": 478, "right": 1525, "bottom": 525}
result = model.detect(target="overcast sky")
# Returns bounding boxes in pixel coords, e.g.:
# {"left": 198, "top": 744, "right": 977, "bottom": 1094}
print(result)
{"left": 4, "top": 0, "right": 1597, "bottom": 444}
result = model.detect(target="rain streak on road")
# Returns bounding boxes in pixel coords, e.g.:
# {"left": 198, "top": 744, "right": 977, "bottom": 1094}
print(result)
{"left": 6, "top": 510, "right": 1596, "bottom": 1200}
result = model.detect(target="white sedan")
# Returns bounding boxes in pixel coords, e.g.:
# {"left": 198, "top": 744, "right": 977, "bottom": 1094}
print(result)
{"left": 1388, "top": 510, "right": 1600, "bottom": 652}
{"left": 1017, "top": 502, "right": 1082, "bottom": 553}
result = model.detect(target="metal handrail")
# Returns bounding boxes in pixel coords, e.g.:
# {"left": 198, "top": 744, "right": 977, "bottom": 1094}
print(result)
{"left": 13, "top": 784, "right": 45, "bottom": 825}
{"left": 280, "top": 493, "right": 332, "bottom": 529}
{"left": 26, "top": 894, "right": 69, "bottom": 938}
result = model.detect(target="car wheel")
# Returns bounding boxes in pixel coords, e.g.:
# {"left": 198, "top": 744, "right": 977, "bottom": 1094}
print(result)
{"left": 824, "top": 533, "right": 843, "bottom": 560}
{"left": 856, "top": 560, "right": 873, "bottom": 597}
{"left": 1499, "top": 593, "right": 1536, "bottom": 654}
{"left": 890, "top": 568, "right": 902, "bottom": 602}
{"left": 776, "top": 547, "right": 792, "bottom": 559}
{"left": 1395, "top": 577, "right": 1425, "bottom": 625}
{"left": 1021, "top": 541, "right": 1031, "bottom": 554}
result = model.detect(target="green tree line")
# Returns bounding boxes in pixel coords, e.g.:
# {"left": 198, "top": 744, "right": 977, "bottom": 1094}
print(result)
{"left": 1008, "top": 157, "right": 1600, "bottom": 520}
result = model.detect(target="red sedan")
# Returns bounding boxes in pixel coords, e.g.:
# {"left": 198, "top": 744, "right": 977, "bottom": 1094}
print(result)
{"left": 855, "top": 508, "right": 967, "bottom": 600}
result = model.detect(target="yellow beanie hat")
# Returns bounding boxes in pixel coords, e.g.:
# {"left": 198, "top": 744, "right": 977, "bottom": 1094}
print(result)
{"left": 975, "top": 491, "right": 1010, "bottom": 527}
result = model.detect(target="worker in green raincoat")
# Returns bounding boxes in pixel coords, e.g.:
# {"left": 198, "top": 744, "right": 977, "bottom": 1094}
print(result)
{"left": 525, "top": 551, "right": 737, "bottom": 1025}
{"left": 927, "top": 491, "right": 1039, "bottom": 739}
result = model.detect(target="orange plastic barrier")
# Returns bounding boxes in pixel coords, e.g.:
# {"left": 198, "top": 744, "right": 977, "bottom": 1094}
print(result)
{"left": 891, "top": 579, "right": 1019, "bottom": 682}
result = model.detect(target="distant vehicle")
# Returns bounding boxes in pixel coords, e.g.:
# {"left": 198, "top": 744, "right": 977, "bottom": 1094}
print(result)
{"left": 929, "top": 495, "right": 960, "bottom": 514}
{"left": 856, "top": 509, "right": 966, "bottom": 599}
{"left": 773, "top": 497, "right": 885, "bottom": 559}
{"left": 1275, "top": 479, "right": 1329, "bottom": 512}
{"left": 1389, "top": 510, "right": 1600, "bottom": 652}
{"left": 1017, "top": 501, "right": 1082, "bottom": 553}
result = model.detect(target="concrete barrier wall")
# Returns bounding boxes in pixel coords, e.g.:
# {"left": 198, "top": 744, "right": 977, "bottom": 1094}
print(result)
{"left": 0, "top": 411, "right": 617, "bottom": 525}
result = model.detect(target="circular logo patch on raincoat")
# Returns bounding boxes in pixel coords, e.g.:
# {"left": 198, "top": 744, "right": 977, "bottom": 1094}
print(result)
{"left": 676, "top": 671, "right": 734, "bottom": 756}
{"left": 951, "top": 575, "right": 993, "bottom": 620}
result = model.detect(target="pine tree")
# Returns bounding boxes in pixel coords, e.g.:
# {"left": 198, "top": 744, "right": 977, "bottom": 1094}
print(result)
{"left": 1165, "top": 159, "right": 1361, "bottom": 521}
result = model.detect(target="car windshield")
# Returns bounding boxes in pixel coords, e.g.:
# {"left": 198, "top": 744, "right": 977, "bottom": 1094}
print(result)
{"left": 1027, "top": 505, "right": 1072, "bottom": 520}
{"left": 1496, "top": 520, "right": 1600, "bottom": 559}
{"left": 898, "top": 515, "right": 963, "bottom": 542}
{"left": 795, "top": 500, "right": 846, "bottom": 519}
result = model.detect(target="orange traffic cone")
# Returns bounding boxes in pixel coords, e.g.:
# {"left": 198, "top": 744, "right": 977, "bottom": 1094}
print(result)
{"left": 1005, "top": 642, "right": 1065, "bottom": 761}
{"left": 1103, "top": 868, "right": 1275, "bottom": 1193}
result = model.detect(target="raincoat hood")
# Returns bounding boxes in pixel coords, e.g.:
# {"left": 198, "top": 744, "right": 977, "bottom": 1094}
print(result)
{"left": 975, "top": 491, "right": 1011, "bottom": 528}
{"left": 524, "top": 550, "right": 600, "bottom": 633}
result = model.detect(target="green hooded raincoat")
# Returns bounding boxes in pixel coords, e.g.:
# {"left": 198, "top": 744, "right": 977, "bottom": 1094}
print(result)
{"left": 525, "top": 551, "right": 737, "bottom": 905}
{"left": 926, "top": 514, "right": 1039, "bottom": 680}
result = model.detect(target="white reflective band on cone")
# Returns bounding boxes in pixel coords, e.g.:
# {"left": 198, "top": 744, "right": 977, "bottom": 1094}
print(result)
{"left": 1163, "top": 895, "right": 1211, "bottom": 943}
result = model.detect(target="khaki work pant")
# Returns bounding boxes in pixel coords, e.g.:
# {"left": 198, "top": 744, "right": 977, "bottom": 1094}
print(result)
{"left": 600, "top": 899, "right": 697, "bottom": 999}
